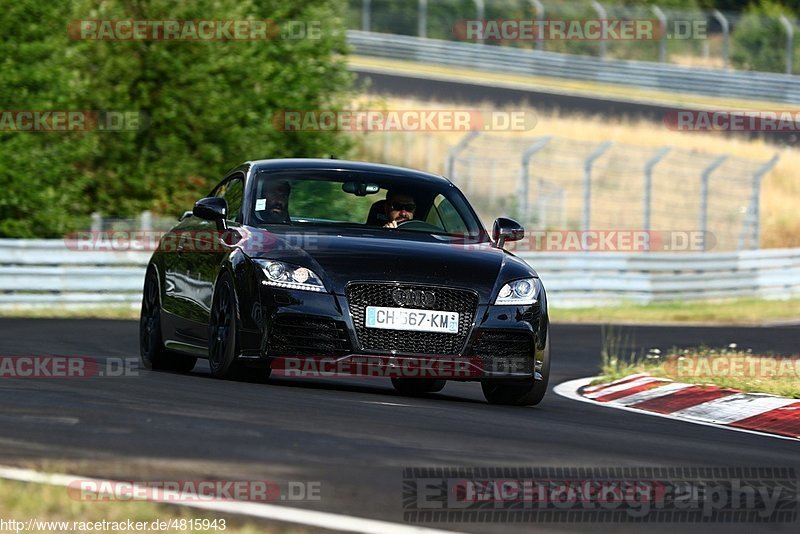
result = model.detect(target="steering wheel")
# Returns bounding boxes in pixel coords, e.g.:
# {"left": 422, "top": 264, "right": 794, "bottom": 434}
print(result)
{"left": 395, "top": 220, "right": 443, "bottom": 232}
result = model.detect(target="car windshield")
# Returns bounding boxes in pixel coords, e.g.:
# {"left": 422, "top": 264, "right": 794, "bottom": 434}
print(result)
{"left": 251, "top": 169, "right": 487, "bottom": 239}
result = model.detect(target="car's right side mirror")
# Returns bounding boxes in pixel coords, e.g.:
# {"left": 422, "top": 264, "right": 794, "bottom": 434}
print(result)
{"left": 193, "top": 197, "right": 228, "bottom": 230}
{"left": 492, "top": 217, "right": 524, "bottom": 249}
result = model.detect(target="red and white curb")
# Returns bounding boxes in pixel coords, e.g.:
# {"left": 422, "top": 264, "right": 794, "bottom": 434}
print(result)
{"left": 554, "top": 373, "right": 800, "bottom": 442}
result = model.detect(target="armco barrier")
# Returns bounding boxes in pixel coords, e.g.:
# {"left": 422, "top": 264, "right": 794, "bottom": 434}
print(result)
{"left": 347, "top": 30, "right": 800, "bottom": 105}
{"left": 1, "top": 239, "right": 799, "bottom": 308}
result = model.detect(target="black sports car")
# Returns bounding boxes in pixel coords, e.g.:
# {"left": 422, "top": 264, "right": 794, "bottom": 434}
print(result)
{"left": 140, "top": 158, "right": 550, "bottom": 405}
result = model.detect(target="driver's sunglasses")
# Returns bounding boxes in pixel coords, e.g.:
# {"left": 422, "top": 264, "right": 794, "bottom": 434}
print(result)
{"left": 389, "top": 201, "right": 416, "bottom": 212}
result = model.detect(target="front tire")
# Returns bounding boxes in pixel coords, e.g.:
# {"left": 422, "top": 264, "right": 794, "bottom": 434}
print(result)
{"left": 140, "top": 266, "right": 197, "bottom": 373}
{"left": 481, "top": 327, "right": 550, "bottom": 406}
{"left": 208, "top": 271, "right": 243, "bottom": 379}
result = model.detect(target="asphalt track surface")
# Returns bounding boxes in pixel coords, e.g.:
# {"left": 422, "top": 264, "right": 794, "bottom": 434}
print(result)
{"left": 1, "top": 318, "right": 799, "bottom": 532}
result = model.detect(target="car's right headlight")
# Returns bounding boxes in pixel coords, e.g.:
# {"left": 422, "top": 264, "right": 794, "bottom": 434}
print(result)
{"left": 494, "top": 277, "right": 540, "bottom": 305}
{"left": 254, "top": 259, "right": 326, "bottom": 292}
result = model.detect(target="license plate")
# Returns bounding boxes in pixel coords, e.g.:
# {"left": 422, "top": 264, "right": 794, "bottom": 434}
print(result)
{"left": 365, "top": 306, "right": 459, "bottom": 334}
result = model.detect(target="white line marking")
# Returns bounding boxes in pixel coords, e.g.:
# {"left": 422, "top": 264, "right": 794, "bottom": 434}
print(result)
{"left": 361, "top": 401, "right": 416, "bottom": 407}
{"left": 609, "top": 382, "right": 694, "bottom": 406}
{"left": 583, "top": 377, "right": 668, "bottom": 400}
{"left": 0, "top": 466, "right": 461, "bottom": 534}
{"left": 553, "top": 377, "right": 800, "bottom": 443}
{"left": 671, "top": 393, "right": 799, "bottom": 424}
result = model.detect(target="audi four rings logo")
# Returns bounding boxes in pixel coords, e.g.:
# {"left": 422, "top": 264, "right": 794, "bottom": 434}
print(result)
{"left": 392, "top": 288, "right": 436, "bottom": 308}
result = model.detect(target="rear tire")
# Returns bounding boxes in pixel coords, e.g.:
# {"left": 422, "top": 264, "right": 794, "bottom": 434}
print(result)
{"left": 481, "top": 327, "right": 550, "bottom": 406}
{"left": 391, "top": 378, "right": 446, "bottom": 395}
{"left": 139, "top": 266, "right": 197, "bottom": 373}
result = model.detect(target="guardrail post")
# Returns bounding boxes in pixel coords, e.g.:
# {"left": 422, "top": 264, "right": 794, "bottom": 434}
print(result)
{"left": 91, "top": 212, "right": 102, "bottom": 233}
{"left": 642, "top": 146, "right": 671, "bottom": 251}
{"left": 712, "top": 9, "right": 730, "bottom": 68}
{"left": 418, "top": 0, "right": 427, "bottom": 38}
{"left": 473, "top": 0, "right": 485, "bottom": 44}
{"left": 582, "top": 141, "right": 613, "bottom": 232}
{"left": 529, "top": 0, "right": 545, "bottom": 51}
{"left": 740, "top": 154, "right": 779, "bottom": 250}
{"left": 445, "top": 131, "right": 480, "bottom": 180}
{"left": 591, "top": 1, "right": 608, "bottom": 59}
{"left": 779, "top": 15, "right": 795, "bottom": 74}
{"left": 652, "top": 6, "right": 668, "bottom": 63}
{"left": 519, "top": 136, "right": 552, "bottom": 224}
{"left": 361, "top": 0, "right": 371, "bottom": 32}
{"left": 699, "top": 155, "right": 727, "bottom": 252}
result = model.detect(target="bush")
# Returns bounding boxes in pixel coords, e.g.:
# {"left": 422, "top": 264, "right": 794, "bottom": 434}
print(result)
{"left": 731, "top": 0, "right": 799, "bottom": 73}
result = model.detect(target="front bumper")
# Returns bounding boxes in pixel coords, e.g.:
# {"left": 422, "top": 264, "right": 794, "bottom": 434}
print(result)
{"left": 249, "top": 284, "right": 548, "bottom": 380}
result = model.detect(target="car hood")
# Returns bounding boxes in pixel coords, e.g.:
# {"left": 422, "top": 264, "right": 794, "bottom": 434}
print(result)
{"left": 239, "top": 226, "right": 524, "bottom": 301}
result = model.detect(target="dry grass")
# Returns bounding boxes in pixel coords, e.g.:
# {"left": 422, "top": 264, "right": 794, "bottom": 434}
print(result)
{"left": 352, "top": 96, "right": 800, "bottom": 248}
{"left": 598, "top": 339, "right": 800, "bottom": 398}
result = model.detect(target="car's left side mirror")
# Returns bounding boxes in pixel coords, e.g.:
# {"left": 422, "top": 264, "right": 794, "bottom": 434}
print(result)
{"left": 193, "top": 197, "right": 228, "bottom": 230}
{"left": 492, "top": 217, "right": 524, "bottom": 249}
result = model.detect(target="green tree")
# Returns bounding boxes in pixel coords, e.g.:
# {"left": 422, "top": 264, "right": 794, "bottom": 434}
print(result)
{"left": 731, "top": 0, "right": 799, "bottom": 73}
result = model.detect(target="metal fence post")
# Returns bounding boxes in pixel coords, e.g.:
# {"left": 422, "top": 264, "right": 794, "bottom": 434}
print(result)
{"left": 519, "top": 136, "right": 552, "bottom": 224}
{"left": 529, "top": 0, "right": 544, "bottom": 51}
{"left": 418, "top": 0, "right": 427, "bottom": 38}
{"left": 591, "top": 1, "right": 607, "bottom": 59}
{"left": 744, "top": 154, "right": 779, "bottom": 249}
{"left": 699, "top": 155, "right": 727, "bottom": 251}
{"left": 362, "top": 0, "right": 371, "bottom": 32}
{"left": 712, "top": 9, "right": 730, "bottom": 68}
{"left": 140, "top": 210, "right": 152, "bottom": 232}
{"left": 642, "top": 146, "right": 671, "bottom": 250}
{"left": 91, "top": 212, "right": 102, "bottom": 233}
{"left": 779, "top": 15, "right": 795, "bottom": 74}
{"left": 652, "top": 6, "right": 668, "bottom": 63}
{"left": 473, "top": 0, "right": 485, "bottom": 44}
{"left": 445, "top": 131, "right": 480, "bottom": 180}
{"left": 582, "top": 141, "right": 613, "bottom": 232}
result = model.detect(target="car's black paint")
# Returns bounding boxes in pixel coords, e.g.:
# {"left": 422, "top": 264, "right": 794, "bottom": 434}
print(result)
{"left": 142, "top": 159, "right": 551, "bottom": 405}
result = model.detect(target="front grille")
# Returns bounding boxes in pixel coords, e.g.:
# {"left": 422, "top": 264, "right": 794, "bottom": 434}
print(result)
{"left": 346, "top": 282, "right": 478, "bottom": 355}
{"left": 268, "top": 316, "right": 351, "bottom": 357}
{"left": 470, "top": 330, "right": 535, "bottom": 374}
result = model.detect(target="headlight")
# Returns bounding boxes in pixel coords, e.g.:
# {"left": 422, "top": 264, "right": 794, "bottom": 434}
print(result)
{"left": 254, "top": 260, "right": 325, "bottom": 292}
{"left": 494, "top": 277, "right": 540, "bottom": 305}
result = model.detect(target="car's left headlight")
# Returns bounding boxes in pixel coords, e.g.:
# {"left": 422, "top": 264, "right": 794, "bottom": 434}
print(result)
{"left": 494, "top": 277, "right": 540, "bottom": 305}
{"left": 254, "top": 260, "right": 326, "bottom": 292}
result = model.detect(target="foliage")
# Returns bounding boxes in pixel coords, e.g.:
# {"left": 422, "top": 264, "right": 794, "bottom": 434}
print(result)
{"left": 1, "top": 0, "right": 354, "bottom": 237}
{"left": 731, "top": 0, "right": 799, "bottom": 73}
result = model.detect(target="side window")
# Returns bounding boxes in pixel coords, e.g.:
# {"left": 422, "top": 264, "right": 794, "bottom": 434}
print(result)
{"left": 214, "top": 175, "right": 244, "bottom": 222}
{"left": 428, "top": 194, "right": 467, "bottom": 234}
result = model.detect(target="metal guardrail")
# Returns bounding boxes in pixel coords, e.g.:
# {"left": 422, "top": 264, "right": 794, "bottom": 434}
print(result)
{"left": 2, "top": 240, "right": 799, "bottom": 308}
{"left": 348, "top": 30, "right": 800, "bottom": 104}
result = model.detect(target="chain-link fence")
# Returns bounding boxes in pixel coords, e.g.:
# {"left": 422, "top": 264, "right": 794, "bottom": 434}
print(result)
{"left": 346, "top": 0, "right": 799, "bottom": 73}
{"left": 355, "top": 131, "right": 779, "bottom": 252}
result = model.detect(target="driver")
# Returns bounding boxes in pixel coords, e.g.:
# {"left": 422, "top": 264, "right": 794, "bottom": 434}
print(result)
{"left": 259, "top": 180, "right": 291, "bottom": 223}
{"left": 383, "top": 189, "right": 416, "bottom": 228}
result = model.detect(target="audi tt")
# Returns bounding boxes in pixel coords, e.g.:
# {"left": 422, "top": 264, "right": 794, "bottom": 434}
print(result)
{"left": 139, "top": 159, "right": 550, "bottom": 405}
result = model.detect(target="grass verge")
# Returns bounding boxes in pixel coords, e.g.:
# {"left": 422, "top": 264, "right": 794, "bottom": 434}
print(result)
{"left": 0, "top": 478, "right": 309, "bottom": 534}
{"left": 597, "top": 324, "right": 800, "bottom": 398}
{"left": 550, "top": 297, "right": 800, "bottom": 325}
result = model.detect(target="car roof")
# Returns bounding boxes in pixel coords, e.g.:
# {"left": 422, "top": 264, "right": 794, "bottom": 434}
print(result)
{"left": 245, "top": 158, "right": 453, "bottom": 187}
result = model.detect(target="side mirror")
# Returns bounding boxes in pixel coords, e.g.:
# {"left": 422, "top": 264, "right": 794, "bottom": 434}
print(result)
{"left": 193, "top": 197, "right": 228, "bottom": 230}
{"left": 492, "top": 217, "right": 524, "bottom": 249}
